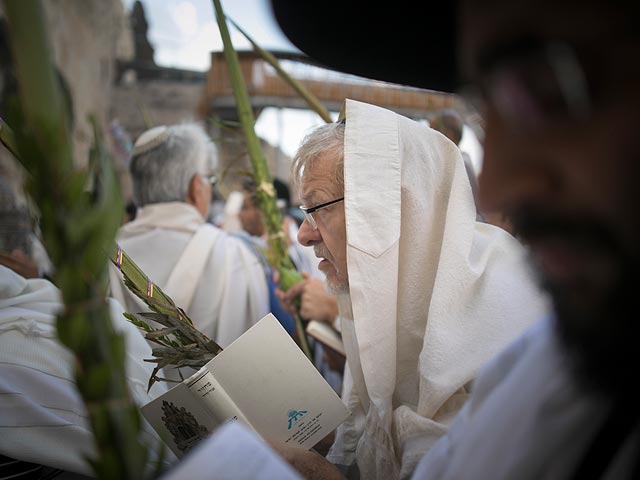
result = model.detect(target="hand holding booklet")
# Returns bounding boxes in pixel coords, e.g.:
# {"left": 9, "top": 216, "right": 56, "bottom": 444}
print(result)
{"left": 142, "top": 313, "right": 350, "bottom": 458}
{"left": 305, "top": 320, "right": 346, "bottom": 357}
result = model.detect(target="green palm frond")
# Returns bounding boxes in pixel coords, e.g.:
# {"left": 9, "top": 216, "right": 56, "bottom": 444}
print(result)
{"left": 2, "top": 1, "right": 153, "bottom": 477}
{"left": 228, "top": 17, "right": 332, "bottom": 123}
{"left": 212, "top": 0, "right": 312, "bottom": 359}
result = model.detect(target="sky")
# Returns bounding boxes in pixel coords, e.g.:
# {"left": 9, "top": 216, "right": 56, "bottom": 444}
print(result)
{"left": 121, "top": 0, "right": 482, "bottom": 169}
{"left": 122, "top": 0, "right": 298, "bottom": 71}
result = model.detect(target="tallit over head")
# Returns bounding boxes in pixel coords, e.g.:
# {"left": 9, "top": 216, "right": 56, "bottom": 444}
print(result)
{"left": 329, "top": 100, "right": 549, "bottom": 479}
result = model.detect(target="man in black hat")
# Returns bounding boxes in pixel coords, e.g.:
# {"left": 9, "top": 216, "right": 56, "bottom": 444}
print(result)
{"left": 269, "top": 0, "right": 640, "bottom": 478}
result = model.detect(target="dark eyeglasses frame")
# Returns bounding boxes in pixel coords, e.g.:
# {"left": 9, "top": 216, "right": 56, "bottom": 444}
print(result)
{"left": 460, "top": 41, "right": 592, "bottom": 132}
{"left": 299, "top": 197, "right": 344, "bottom": 230}
{"left": 203, "top": 174, "right": 217, "bottom": 186}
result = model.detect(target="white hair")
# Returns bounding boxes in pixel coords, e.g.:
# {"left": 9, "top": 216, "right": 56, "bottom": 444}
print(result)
{"left": 291, "top": 121, "right": 344, "bottom": 193}
{"left": 129, "top": 123, "right": 218, "bottom": 206}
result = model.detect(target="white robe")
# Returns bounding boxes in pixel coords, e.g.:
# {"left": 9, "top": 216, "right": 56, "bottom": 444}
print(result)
{"left": 109, "top": 202, "right": 269, "bottom": 347}
{"left": 413, "top": 318, "right": 638, "bottom": 479}
{"left": 0, "top": 265, "right": 170, "bottom": 475}
{"left": 327, "top": 100, "right": 551, "bottom": 479}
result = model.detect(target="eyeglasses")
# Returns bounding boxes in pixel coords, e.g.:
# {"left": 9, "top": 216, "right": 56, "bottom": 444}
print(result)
{"left": 462, "top": 42, "right": 592, "bottom": 132}
{"left": 202, "top": 174, "right": 217, "bottom": 187}
{"left": 299, "top": 197, "right": 344, "bottom": 230}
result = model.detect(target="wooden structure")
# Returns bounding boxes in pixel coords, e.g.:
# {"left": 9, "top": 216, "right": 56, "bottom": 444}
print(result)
{"left": 199, "top": 51, "right": 481, "bottom": 197}
{"left": 203, "top": 51, "right": 456, "bottom": 120}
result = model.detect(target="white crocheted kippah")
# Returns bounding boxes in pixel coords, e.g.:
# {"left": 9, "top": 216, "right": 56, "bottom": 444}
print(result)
{"left": 132, "top": 125, "right": 170, "bottom": 156}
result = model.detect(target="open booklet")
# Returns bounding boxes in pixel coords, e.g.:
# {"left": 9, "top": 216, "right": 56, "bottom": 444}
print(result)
{"left": 142, "top": 313, "right": 350, "bottom": 458}
{"left": 306, "top": 320, "right": 346, "bottom": 357}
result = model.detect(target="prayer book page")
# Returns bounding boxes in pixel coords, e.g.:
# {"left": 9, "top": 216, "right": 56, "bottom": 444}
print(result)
{"left": 142, "top": 313, "right": 350, "bottom": 458}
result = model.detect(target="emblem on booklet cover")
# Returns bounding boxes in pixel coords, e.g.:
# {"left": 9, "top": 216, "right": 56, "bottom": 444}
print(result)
{"left": 161, "top": 400, "right": 209, "bottom": 453}
{"left": 287, "top": 409, "right": 308, "bottom": 430}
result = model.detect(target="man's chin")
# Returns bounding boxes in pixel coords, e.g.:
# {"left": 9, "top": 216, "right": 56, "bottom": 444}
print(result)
{"left": 549, "top": 256, "right": 639, "bottom": 399}
{"left": 543, "top": 275, "right": 612, "bottom": 321}
{"left": 323, "top": 275, "right": 349, "bottom": 296}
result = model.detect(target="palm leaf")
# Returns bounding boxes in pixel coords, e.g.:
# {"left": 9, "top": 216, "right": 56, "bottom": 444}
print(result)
{"left": 228, "top": 17, "right": 332, "bottom": 123}
{"left": 212, "top": 0, "right": 312, "bottom": 360}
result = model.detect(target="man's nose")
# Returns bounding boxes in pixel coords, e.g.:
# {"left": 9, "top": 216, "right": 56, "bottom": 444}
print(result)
{"left": 297, "top": 218, "right": 322, "bottom": 246}
{"left": 477, "top": 113, "right": 557, "bottom": 215}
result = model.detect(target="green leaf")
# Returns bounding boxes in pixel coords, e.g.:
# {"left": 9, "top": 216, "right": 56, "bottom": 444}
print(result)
{"left": 212, "top": 0, "right": 313, "bottom": 359}
{"left": 228, "top": 17, "right": 332, "bottom": 123}
{"left": 3, "top": 2, "right": 150, "bottom": 477}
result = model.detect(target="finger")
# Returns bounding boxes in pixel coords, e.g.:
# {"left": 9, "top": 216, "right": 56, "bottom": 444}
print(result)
{"left": 0, "top": 252, "right": 22, "bottom": 270}
{"left": 281, "top": 280, "right": 307, "bottom": 301}
{"left": 0, "top": 256, "right": 20, "bottom": 271}
{"left": 278, "top": 295, "right": 299, "bottom": 315}
{"left": 10, "top": 249, "right": 29, "bottom": 260}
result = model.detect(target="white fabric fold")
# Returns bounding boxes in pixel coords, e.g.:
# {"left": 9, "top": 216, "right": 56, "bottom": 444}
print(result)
{"left": 0, "top": 265, "right": 170, "bottom": 474}
{"left": 164, "top": 223, "right": 220, "bottom": 308}
{"left": 327, "top": 100, "right": 550, "bottom": 479}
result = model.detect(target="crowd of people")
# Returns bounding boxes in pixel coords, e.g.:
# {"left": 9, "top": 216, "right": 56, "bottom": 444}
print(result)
{"left": 1, "top": 0, "right": 639, "bottom": 478}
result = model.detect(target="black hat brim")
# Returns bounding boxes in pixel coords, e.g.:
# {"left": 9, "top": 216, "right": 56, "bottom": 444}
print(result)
{"left": 269, "top": 1, "right": 459, "bottom": 93}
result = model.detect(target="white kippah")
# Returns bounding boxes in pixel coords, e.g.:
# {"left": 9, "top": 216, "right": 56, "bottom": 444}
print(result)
{"left": 132, "top": 125, "right": 170, "bottom": 156}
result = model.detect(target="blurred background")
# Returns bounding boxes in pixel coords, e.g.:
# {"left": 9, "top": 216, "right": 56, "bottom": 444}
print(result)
{"left": 0, "top": 0, "right": 483, "bottom": 211}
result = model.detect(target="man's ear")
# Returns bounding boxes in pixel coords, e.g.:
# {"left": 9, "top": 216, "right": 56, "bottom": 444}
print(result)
{"left": 186, "top": 173, "right": 201, "bottom": 206}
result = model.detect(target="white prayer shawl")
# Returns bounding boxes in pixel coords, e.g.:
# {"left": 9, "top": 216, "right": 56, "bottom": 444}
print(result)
{"left": 327, "top": 100, "right": 550, "bottom": 479}
{"left": 109, "top": 202, "right": 269, "bottom": 347}
{"left": 222, "top": 190, "right": 244, "bottom": 233}
{"left": 0, "top": 265, "right": 170, "bottom": 475}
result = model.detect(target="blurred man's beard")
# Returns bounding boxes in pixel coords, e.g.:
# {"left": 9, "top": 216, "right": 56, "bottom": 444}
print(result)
{"left": 548, "top": 257, "right": 638, "bottom": 400}
{"left": 514, "top": 208, "right": 639, "bottom": 399}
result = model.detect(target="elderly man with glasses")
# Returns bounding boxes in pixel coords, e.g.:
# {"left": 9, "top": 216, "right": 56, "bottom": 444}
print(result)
{"left": 266, "top": 0, "right": 640, "bottom": 478}
{"left": 108, "top": 123, "right": 269, "bottom": 361}
{"left": 146, "top": 1, "right": 640, "bottom": 478}
{"left": 277, "top": 100, "right": 549, "bottom": 479}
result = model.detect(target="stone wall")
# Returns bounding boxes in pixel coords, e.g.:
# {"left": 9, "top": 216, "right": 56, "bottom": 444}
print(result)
{"left": 1, "top": 0, "right": 131, "bottom": 173}
{"left": 1, "top": 0, "right": 136, "bottom": 221}
{"left": 1, "top": 1, "right": 291, "bottom": 207}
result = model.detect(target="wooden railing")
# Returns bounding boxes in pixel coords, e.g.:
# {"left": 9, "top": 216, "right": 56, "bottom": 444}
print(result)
{"left": 205, "top": 51, "right": 455, "bottom": 116}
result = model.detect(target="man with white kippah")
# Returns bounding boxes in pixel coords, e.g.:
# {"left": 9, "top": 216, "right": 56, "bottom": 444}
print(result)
{"left": 109, "top": 123, "right": 269, "bottom": 360}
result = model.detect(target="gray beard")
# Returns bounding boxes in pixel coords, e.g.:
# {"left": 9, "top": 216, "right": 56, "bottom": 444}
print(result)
{"left": 324, "top": 277, "right": 349, "bottom": 296}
